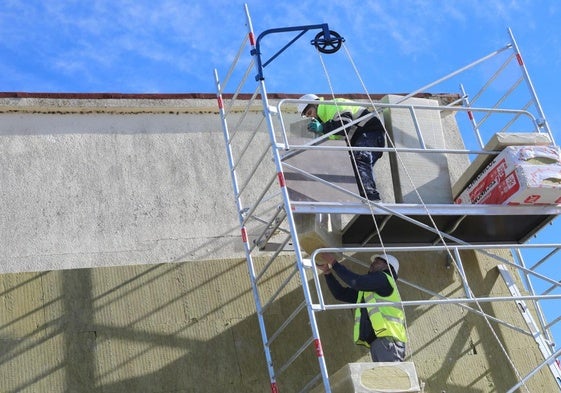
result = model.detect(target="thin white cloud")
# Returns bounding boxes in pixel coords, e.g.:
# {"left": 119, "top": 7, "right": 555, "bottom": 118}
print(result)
{"left": 0, "top": 0, "right": 558, "bottom": 94}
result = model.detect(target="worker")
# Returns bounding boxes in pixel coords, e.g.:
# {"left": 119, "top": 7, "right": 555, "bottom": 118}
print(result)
{"left": 298, "top": 94, "right": 386, "bottom": 201}
{"left": 317, "top": 253, "right": 407, "bottom": 362}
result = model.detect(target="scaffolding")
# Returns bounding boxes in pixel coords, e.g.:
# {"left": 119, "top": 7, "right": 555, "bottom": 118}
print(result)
{"left": 214, "top": 5, "right": 561, "bottom": 392}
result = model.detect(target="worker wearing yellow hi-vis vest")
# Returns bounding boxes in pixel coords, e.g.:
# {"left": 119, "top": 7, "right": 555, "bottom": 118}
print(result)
{"left": 317, "top": 254, "right": 406, "bottom": 362}
{"left": 298, "top": 94, "right": 386, "bottom": 201}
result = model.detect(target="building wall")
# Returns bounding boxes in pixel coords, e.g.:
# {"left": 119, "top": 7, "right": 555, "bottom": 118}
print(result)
{"left": 0, "top": 95, "right": 557, "bottom": 392}
{"left": 0, "top": 97, "right": 249, "bottom": 273}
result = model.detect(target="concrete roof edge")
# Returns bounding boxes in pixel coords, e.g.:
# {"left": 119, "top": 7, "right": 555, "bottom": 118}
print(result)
{"left": 0, "top": 92, "right": 461, "bottom": 114}
{"left": 0, "top": 92, "right": 460, "bottom": 100}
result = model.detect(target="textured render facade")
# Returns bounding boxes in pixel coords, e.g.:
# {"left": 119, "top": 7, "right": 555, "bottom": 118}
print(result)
{"left": 0, "top": 93, "right": 557, "bottom": 392}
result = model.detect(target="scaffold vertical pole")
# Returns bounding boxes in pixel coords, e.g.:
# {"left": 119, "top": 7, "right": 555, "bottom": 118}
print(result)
{"left": 243, "top": 4, "right": 332, "bottom": 392}
{"left": 508, "top": 28, "right": 556, "bottom": 144}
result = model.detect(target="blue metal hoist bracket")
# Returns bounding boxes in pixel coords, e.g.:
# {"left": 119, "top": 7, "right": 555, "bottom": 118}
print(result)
{"left": 251, "top": 23, "right": 344, "bottom": 81}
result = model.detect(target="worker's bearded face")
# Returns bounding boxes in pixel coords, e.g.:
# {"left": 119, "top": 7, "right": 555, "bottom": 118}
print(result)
{"left": 369, "top": 257, "right": 387, "bottom": 273}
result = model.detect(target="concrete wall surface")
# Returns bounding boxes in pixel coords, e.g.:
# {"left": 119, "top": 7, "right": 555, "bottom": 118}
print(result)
{"left": 383, "top": 95, "right": 453, "bottom": 204}
{"left": 0, "top": 95, "right": 558, "bottom": 392}
{"left": 0, "top": 97, "right": 266, "bottom": 273}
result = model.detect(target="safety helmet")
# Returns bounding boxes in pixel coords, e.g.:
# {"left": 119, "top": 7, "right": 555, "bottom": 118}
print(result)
{"left": 371, "top": 254, "right": 399, "bottom": 275}
{"left": 297, "top": 94, "right": 319, "bottom": 115}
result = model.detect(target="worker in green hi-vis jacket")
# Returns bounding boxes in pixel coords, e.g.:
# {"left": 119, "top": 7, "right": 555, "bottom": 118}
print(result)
{"left": 298, "top": 94, "right": 386, "bottom": 201}
{"left": 317, "top": 253, "right": 407, "bottom": 362}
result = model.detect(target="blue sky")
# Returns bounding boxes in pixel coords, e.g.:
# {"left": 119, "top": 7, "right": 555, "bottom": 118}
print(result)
{"left": 1, "top": 0, "right": 560, "bottom": 367}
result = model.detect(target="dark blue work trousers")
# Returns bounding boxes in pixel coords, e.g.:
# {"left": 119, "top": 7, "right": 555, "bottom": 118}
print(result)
{"left": 350, "top": 127, "right": 385, "bottom": 200}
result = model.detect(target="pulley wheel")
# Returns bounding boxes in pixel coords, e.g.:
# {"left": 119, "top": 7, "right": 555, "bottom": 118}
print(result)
{"left": 312, "top": 30, "right": 344, "bottom": 54}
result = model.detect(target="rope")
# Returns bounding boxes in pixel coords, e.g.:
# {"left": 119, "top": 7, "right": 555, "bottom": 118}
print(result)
{"left": 338, "top": 41, "right": 420, "bottom": 366}
{"left": 315, "top": 44, "right": 414, "bottom": 362}
{"left": 314, "top": 42, "right": 530, "bottom": 391}
{"left": 314, "top": 47, "right": 380, "bottom": 208}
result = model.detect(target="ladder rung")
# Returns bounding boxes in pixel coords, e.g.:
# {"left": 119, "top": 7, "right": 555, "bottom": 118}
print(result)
{"left": 254, "top": 205, "right": 287, "bottom": 250}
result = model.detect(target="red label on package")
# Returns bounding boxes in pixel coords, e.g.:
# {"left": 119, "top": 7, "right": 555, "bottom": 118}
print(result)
{"left": 480, "top": 171, "right": 520, "bottom": 204}
{"left": 467, "top": 158, "right": 509, "bottom": 203}
{"left": 524, "top": 195, "right": 542, "bottom": 203}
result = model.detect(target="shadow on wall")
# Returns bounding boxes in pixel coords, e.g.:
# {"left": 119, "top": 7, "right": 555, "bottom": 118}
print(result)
{"left": 0, "top": 258, "right": 362, "bottom": 393}
{"left": 399, "top": 249, "right": 543, "bottom": 392}
{"left": 0, "top": 250, "right": 540, "bottom": 393}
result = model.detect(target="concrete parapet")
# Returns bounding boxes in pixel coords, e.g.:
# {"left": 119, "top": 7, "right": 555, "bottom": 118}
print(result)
{"left": 382, "top": 95, "right": 452, "bottom": 204}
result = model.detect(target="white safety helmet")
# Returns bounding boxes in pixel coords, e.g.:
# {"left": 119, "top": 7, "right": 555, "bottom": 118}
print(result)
{"left": 371, "top": 254, "right": 399, "bottom": 275}
{"left": 297, "top": 94, "right": 319, "bottom": 115}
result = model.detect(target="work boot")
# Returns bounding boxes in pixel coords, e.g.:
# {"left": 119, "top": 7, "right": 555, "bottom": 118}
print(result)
{"left": 366, "top": 190, "right": 381, "bottom": 201}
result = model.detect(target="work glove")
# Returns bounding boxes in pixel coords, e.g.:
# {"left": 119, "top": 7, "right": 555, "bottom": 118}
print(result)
{"left": 307, "top": 119, "right": 323, "bottom": 134}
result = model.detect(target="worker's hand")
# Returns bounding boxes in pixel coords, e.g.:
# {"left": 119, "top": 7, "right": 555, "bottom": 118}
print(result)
{"left": 316, "top": 263, "right": 332, "bottom": 275}
{"left": 307, "top": 119, "right": 323, "bottom": 134}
